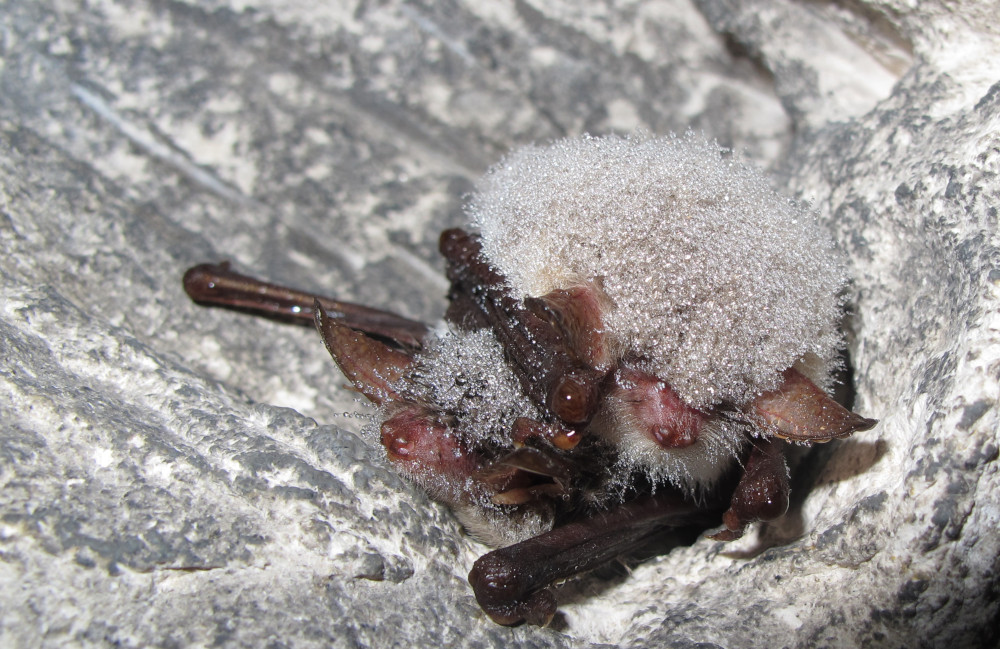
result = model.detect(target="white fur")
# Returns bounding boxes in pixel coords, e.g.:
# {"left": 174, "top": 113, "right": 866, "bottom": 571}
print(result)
{"left": 470, "top": 133, "right": 846, "bottom": 409}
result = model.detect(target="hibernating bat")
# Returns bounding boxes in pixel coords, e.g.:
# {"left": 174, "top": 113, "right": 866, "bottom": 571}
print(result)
{"left": 183, "top": 132, "right": 877, "bottom": 626}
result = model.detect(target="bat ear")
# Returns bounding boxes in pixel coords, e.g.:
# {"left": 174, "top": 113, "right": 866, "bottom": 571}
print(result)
{"left": 314, "top": 302, "right": 415, "bottom": 406}
{"left": 748, "top": 369, "right": 878, "bottom": 442}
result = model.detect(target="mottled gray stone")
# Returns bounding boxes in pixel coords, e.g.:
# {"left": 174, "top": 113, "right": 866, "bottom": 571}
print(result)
{"left": 1, "top": 1, "right": 997, "bottom": 648}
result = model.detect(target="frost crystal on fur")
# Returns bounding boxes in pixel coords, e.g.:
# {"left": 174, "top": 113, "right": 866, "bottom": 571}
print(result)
{"left": 403, "top": 328, "right": 540, "bottom": 444}
{"left": 470, "top": 133, "right": 846, "bottom": 409}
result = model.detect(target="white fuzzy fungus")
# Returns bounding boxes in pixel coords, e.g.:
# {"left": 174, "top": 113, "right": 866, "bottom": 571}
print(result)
{"left": 470, "top": 132, "right": 846, "bottom": 409}
{"left": 603, "top": 409, "right": 746, "bottom": 496}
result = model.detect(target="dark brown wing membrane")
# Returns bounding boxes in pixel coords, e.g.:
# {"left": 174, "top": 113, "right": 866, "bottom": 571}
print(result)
{"left": 184, "top": 262, "right": 428, "bottom": 350}
{"left": 468, "top": 490, "right": 722, "bottom": 626}
{"left": 439, "top": 228, "right": 609, "bottom": 427}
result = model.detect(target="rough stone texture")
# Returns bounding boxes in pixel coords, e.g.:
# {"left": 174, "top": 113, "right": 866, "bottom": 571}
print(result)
{"left": 0, "top": 1, "right": 996, "bottom": 648}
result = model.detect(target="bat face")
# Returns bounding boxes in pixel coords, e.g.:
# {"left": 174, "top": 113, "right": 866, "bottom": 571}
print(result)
{"left": 184, "top": 133, "right": 877, "bottom": 626}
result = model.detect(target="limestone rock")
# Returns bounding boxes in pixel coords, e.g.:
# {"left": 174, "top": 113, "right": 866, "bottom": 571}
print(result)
{"left": 1, "top": 1, "right": 996, "bottom": 647}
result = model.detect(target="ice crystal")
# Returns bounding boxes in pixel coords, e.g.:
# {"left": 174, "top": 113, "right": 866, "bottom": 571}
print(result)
{"left": 403, "top": 327, "right": 540, "bottom": 445}
{"left": 470, "top": 132, "right": 846, "bottom": 409}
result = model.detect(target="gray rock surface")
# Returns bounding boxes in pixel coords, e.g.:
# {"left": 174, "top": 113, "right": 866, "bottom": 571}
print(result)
{"left": 1, "top": 1, "right": 997, "bottom": 647}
